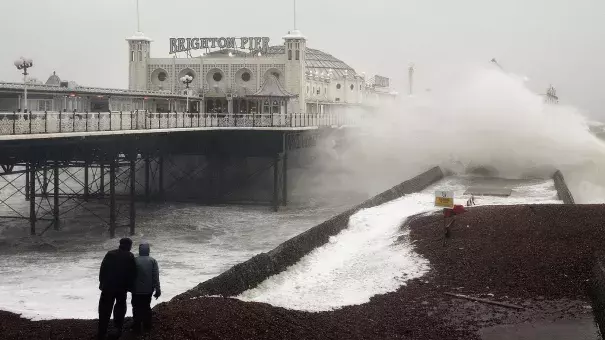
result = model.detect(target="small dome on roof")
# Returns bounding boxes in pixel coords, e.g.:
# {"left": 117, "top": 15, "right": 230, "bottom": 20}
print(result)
{"left": 46, "top": 71, "right": 61, "bottom": 86}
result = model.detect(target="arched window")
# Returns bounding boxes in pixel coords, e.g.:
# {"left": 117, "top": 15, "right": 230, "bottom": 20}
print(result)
{"left": 295, "top": 50, "right": 300, "bottom": 60}
{"left": 263, "top": 100, "right": 270, "bottom": 114}
{"left": 272, "top": 100, "right": 279, "bottom": 114}
{"left": 138, "top": 51, "right": 142, "bottom": 62}
{"left": 336, "top": 84, "right": 341, "bottom": 90}
{"left": 131, "top": 51, "right": 135, "bottom": 62}
{"left": 288, "top": 50, "right": 292, "bottom": 60}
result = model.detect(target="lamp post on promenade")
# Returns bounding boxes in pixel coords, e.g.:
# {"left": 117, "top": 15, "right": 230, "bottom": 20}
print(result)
{"left": 14, "top": 57, "right": 34, "bottom": 113}
{"left": 180, "top": 75, "right": 193, "bottom": 112}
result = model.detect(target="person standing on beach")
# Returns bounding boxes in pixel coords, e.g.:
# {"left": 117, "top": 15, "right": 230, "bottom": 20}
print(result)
{"left": 98, "top": 238, "right": 137, "bottom": 339}
{"left": 131, "top": 243, "right": 161, "bottom": 333}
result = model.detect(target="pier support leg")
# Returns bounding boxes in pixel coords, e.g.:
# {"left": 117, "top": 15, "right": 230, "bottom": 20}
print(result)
{"left": 53, "top": 161, "right": 60, "bottom": 230}
{"left": 158, "top": 156, "right": 164, "bottom": 201}
{"left": 109, "top": 160, "right": 116, "bottom": 238}
{"left": 282, "top": 152, "right": 288, "bottom": 207}
{"left": 42, "top": 167, "right": 48, "bottom": 196}
{"left": 144, "top": 155, "right": 150, "bottom": 203}
{"left": 83, "top": 161, "right": 89, "bottom": 201}
{"left": 29, "top": 163, "right": 36, "bottom": 235}
{"left": 100, "top": 163, "right": 105, "bottom": 198}
{"left": 25, "top": 164, "right": 30, "bottom": 201}
{"left": 129, "top": 156, "right": 136, "bottom": 236}
{"left": 273, "top": 154, "right": 279, "bottom": 212}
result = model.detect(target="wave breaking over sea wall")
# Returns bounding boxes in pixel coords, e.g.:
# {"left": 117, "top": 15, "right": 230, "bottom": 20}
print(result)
{"left": 329, "top": 65, "right": 605, "bottom": 203}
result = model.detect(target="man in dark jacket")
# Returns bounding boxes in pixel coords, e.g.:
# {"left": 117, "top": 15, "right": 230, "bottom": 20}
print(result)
{"left": 98, "top": 238, "right": 137, "bottom": 339}
{"left": 131, "top": 243, "right": 161, "bottom": 332}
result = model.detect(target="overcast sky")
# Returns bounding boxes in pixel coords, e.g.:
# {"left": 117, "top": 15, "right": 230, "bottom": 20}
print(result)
{"left": 1, "top": 0, "right": 603, "bottom": 117}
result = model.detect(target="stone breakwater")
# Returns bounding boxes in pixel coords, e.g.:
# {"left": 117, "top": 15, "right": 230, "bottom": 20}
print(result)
{"left": 173, "top": 166, "right": 445, "bottom": 300}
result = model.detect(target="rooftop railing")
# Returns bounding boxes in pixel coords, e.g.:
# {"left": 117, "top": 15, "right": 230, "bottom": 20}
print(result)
{"left": 0, "top": 82, "right": 188, "bottom": 98}
{"left": 0, "top": 111, "right": 355, "bottom": 136}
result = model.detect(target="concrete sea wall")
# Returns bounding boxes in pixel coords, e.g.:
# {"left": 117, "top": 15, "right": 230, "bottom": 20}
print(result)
{"left": 553, "top": 170, "right": 575, "bottom": 204}
{"left": 173, "top": 166, "right": 445, "bottom": 300}
{"left": 590, "top": 256, "right": 605, "bottom": 337}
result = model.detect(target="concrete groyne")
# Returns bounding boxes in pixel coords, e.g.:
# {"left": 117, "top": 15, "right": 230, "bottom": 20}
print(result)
{"left": 553, "top": 170, "right": 575, "bottom": 204}
{"left": 174, "top": 166, "right": 445, "bottom": 300}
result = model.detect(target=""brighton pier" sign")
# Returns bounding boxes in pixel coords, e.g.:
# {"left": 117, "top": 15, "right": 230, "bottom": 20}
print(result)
{"left": 170, "top": 37, "right": 270, "bottom": 54}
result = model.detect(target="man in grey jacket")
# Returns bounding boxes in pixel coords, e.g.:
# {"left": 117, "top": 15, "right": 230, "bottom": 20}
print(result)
{"left": 131, "top": 243, "right": 161, "bottom": 332}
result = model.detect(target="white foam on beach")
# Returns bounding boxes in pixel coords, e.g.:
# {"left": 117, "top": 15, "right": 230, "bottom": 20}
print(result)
{"left": 237, "top": 178, "right": 561, "bottom": 311}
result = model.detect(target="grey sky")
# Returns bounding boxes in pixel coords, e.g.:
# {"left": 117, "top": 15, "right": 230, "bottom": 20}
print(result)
{"left": 1, "top": 0, "right": 603, "bottom": 117}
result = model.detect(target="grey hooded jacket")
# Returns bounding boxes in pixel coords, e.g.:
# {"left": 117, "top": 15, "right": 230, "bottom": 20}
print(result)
{"left": 133, "top": 243, "right": 161, "bottom": 295}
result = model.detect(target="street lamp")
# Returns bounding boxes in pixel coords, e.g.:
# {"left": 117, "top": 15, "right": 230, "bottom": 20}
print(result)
{"left": 180, "top": 75, "right": 193, "bottom": 112}
{"left": 14, "top": 57, "right": 33, "bottom": 113}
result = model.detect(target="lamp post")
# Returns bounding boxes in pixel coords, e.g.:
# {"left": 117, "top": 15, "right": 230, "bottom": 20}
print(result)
{"left": 14, "top": 57, "right": 33, "bottom": 113}
{"left": 180, "top": 75, "right": 193, "bottom": 112}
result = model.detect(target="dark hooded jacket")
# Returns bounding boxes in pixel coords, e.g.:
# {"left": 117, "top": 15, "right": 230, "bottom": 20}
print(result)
{"left": 133, "top": 243, "right": 161, "bottom": 295}
{"left": 99, "top": 242, "right": 137, "bottom": 293}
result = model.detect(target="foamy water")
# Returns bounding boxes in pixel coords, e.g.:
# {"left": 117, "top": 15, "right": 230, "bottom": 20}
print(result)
{"left": 237, "top": 177, "right": 561, "bottom": 311}
{"left": 0, "top": 202, "right": 351, "bottom": 320}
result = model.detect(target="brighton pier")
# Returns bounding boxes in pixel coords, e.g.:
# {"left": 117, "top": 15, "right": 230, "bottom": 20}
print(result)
{"left": 0, "top": 28, "right": 395, "bottom": 239}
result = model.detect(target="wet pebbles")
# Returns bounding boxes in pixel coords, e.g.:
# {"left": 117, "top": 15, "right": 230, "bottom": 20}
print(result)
{"left": 1, "top": 204, "right": 603, "bottom": 339}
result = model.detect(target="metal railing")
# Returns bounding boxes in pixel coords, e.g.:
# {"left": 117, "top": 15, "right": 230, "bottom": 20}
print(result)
{"left": 0, "top": 111, "right": 357, "bottom": 136}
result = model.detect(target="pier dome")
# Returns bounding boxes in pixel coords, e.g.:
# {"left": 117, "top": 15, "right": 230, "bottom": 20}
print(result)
{"left": 263, "top": 46, "right": 356, "bottom": 77}
{"left": 45, "top": 71, "right": 61, "bottom": 86}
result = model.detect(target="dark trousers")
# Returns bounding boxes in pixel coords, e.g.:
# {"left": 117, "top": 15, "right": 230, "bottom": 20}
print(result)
{"left": 98, "top": 290, "right": 127, "bottom": 338}
{"left": 131, "top": 293, "right": 153, "bottom": 331}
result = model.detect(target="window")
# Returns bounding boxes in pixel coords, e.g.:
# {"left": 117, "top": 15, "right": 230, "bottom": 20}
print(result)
{"left": 138, "top": 51, "right": 142, "bottom": 62}
{"left": 158, "top": 71, "right": 167, "bottom": 82}
{"left": 272, "top": 100, "right": 279, "bottom": 114}
{"left": 335, "top": 98, "right": 340, "bottom": 102}
{"left": 213, "top": 72, "right": 223, "bottom": 82}
{"left": 295, "top": 50, "right": 300, "bottom": 60}
{"left": 241, "top": 72, "right": 251, "bottom": 82}
{"left": 131, "top": 51, "right": 135, "bottom": 62}
{"left": 336, "top": 84, "right": 341, "bottom": 90}
{"left": 306, "top": 86, "right": 309, "bottom": 94}
{"left": 350, "top": 84, "right": 354, "bottom": 91}
{"left": 288, "top": 50, "right": 292, "bottom": 60}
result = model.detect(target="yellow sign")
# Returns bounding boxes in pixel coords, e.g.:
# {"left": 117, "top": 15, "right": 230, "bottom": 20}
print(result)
{"left": 435, "top": 191, "right": 454, "bottom": 208}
